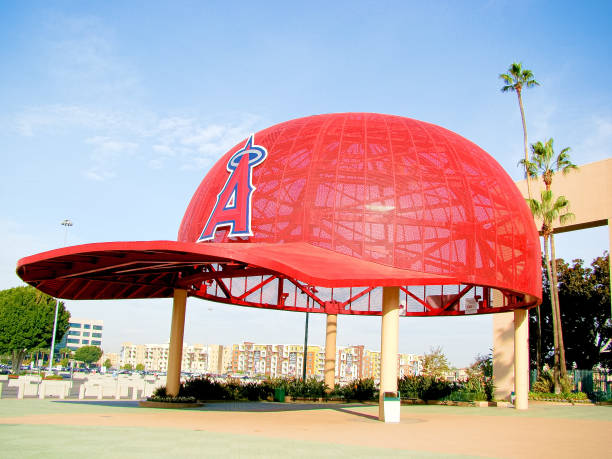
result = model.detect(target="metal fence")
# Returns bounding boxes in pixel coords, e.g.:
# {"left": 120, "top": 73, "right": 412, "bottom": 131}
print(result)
{"left": 530, "top": 369, "right": 612, "bottom": 400}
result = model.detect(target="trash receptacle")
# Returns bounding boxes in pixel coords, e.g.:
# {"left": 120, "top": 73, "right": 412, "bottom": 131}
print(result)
{"left": 274, "top": 388, "right": 285, "bottom": 402}
{"left": 383, "top": 391, "right": 400, "bottom": 423}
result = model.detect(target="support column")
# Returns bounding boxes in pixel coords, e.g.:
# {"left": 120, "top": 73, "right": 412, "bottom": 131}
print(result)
{"left": 492, "top": 311, "right": 515, "bottom": 401}
{"left": 166, "top": 288, "right": 187, "bottom": 397}
{"left": 514, "top": 308, "right": 529, "bottom": 410}
{"left": 324, "top": 314, "right": 337, "bottom": 392}
{"left": 379, "top": 286, "right": 400, "bottom": 421}
{"left": 608, "top": 219, "right": 612, "bottom": 316}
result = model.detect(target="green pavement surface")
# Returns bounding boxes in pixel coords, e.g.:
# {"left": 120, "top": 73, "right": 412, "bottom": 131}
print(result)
{"left": 1, "top": 400, "right": 610, "bottom": 458}
{"left": 0, "top": 424, "right": 484, "bottom": 459}
{"left": 1, "top": 399, "right": 610, "bottom": 420}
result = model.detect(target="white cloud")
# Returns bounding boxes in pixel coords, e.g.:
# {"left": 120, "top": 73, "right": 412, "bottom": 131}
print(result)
{"left": 83, "top": 136, "right": 138, "bottom": 181}
{"left": 12, "top": 104, "right": 261, "bottom": 181}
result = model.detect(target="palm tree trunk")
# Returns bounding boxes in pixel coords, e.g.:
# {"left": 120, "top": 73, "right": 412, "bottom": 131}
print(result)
{"left": 550, "top": 234, "right": 567, "bottom": 379}
{"left": 543, "top": 234, "right": 560, "bottom": 393}
{"left": 11, "top": 349, "right": 26, "bottom": 374}
{"left": 517, "top": 90, "right": 532, "bottom": 201}
{"left": 535, "top": 306, "right": 542, "bottom": 377}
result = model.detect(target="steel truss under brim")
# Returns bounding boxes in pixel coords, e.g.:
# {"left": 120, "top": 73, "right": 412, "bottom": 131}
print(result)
{"left": 17, "top": 241, "right": 538, "bottom": 315}
{"left": 179, "top": 262, "right": 537, "bottom": 317}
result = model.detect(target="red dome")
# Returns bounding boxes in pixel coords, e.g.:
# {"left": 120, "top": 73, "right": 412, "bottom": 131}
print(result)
{"left": 179, "top": 113, "right": 541, "bottom": 300}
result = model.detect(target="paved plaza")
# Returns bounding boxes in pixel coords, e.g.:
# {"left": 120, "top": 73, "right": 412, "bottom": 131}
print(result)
{"left": 0, "top": 399, "right": 610, "bottom": 458}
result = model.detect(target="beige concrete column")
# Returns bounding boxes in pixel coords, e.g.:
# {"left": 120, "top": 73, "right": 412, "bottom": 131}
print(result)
{"left": 324, "top": 313, "right": 337, "bottom": 392}
{"left": 378, "top": 286, "right": 400, "bottom": 421}
{"left": 609, "top": 219, "right": 611, "bottom": 315}
{"left": 166, "top": 288, "right": 187, "bottom": 397}
{"left": 492, "top": 310, "right": 515, "bottom": 401}
{"left": 514, "top": 308, "right": 529, "bottom": 410}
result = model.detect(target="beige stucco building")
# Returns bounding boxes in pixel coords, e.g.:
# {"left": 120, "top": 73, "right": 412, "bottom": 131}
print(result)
{"left": 494, "top": 157, "right": 611, "bottom": 400}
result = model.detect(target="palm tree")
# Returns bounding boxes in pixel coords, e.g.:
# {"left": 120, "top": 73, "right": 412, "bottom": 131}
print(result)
{"left": 528, "top": 190, "right": 574, "bottom": 393}
{"left": 500, "top": 62, "right": 540, "bottom": 200}
{"left": 520, "top": 139, "right": 578, "bottom": 191}
{"left": 522, "top": 139, "right": 577, "bottom": 383}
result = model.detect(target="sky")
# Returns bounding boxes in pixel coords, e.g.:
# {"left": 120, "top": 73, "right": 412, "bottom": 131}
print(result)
{"left": 1, "top": 1, "right": 610, "bottom": 367}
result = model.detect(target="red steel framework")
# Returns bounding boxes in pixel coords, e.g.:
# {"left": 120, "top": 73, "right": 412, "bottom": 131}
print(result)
{"left": 17, "top": 113, "right": 542, "bottom": 316}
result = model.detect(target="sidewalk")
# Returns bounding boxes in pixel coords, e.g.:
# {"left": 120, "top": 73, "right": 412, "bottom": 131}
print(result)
{"left": 0, "top": 399, "right": 610, "bottom": 458}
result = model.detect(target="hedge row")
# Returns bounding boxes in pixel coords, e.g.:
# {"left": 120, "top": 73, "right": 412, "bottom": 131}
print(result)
{"left": 154, "top": 375, "right": 496, "bottom": 403}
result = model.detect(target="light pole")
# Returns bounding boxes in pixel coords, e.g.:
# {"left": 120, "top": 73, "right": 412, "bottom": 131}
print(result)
{"left": 48, "top": 219, "right": 73, "bottom": 373}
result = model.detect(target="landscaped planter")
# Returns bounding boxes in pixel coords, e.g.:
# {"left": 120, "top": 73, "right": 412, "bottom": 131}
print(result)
{"left": 138, "top": 400, "right": 204, "bottom": 409}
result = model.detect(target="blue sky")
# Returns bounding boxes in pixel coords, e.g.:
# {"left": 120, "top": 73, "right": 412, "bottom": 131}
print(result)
{"left": 1, "top": 1, "right": 610, "bottom": 367}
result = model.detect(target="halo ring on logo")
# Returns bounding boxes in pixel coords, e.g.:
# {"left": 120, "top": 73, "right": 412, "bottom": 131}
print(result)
{"left": 228, "top": 147, "right": 266, "bottom": 170}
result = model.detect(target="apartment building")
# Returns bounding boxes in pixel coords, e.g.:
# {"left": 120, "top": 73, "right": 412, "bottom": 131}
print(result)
{"left": 120, "top": 342, "right": 228, "bottom": 373}
{"left": 117, "top": 339, "right": 424, "bottom": 380}
{"left": 229, "top": 341, "right": 424, "bottom": 382}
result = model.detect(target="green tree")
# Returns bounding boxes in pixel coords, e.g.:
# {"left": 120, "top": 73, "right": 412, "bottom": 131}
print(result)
{"left": 104, "top": 358, "right": 112, "bottom": 369}
{"left": 73, "top": 345, "right": 103, "bottom": 366}
{"left": 123, "top": 363, "right": 133, "bottom": 371}
{"left": 499, "top": 61, "right": 540, "bottom": 200}
{"left": 422, "top": 346, "right": 450, "bottom": 378}
{"left": 556, "top": 253, "right": 610, "bottom": 369}
{"left": 0, "top": 286, "right": 70, "bottom": 373}
{"left": 135, "top": 363, "right": 145, "bottom": 371}
{"left": 530, "top": 252, "right": 611, "bottom": 370}
{"left": 528, "top": 190, "right": 574, "bottom": 392}
{"left": 59, "top": 347, "right": 72, "bottom": 360}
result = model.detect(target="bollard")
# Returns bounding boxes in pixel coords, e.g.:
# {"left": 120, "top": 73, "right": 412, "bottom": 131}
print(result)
{"left": 0, "top": 382, "right": 3, "bottom": 399}
{"left": 131, "top": 387, "right": 138, "bottom": 400}
{"left": 79, "top": 384, "right": 85, "bottom": 400}
{"left": 115, "top": 382, "right": 121, "bottom": 400}
{"left": 97, "top": 385, "right": 103, "bottom": 400}
{"left": 39, "top": 381, "right": 46, "bottom": 399}
{"left": 17, "top": 381, "right": 25, "bottom": 399}
{"left": 59, "top": 382, "right": 65, "bottom": 400}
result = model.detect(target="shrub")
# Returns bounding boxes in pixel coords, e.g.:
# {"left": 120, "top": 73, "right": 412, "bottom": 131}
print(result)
{"left": 341, "top": 378, "right": 377, "bottom": 401}
{"left": 241, "top": 381, "right": 264, "bottom": 401}
{"left": 398, "top": 375, "right": 455, "bottom": 401}
{"left": 528, "top": 391, "right": 589, "bottom": 402}
{"left": 147, "top": 395, "right": 197, "bottom": 403}
{"left": 443, "top": 390, "right": 487, "bottom": 402}
{"left": 152, "top": 386, "right": 167, "bottom": 397}
{"left": 182, "top": 376, "right": 225, "bottom": 401}
{"left": 286, "top": 377, "right": 327, "bottom": 400}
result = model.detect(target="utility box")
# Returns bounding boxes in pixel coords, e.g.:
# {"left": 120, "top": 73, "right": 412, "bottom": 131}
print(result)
{"left": 383, "top": 391, "right": 400, "bottom": 423}
{"left": 274, "top": 388, "right": 285, "bottom": 402}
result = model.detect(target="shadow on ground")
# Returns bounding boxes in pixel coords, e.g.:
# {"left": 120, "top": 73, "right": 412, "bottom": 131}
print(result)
{"left": 53, "top": 400, "right": 383, "bottom": 420}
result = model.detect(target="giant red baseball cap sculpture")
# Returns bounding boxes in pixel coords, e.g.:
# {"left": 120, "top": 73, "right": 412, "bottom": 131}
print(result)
{"left": 17, "top": 113, "right": 541, "bottom": 414}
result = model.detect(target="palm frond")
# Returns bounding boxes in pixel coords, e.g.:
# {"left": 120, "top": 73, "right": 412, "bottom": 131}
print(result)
{"left": 559, "top": 212, "right": 575, "bottom": 226}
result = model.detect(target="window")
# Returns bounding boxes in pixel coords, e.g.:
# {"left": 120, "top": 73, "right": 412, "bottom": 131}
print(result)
{"left": 92, "top": 333, "right": 102, "bottom": 338}
{"left": 93, "top": 325, "right": 103, "bottom": 330}
{"left": 67, "top": 339, "right": 79, "bottom": 344}
{"left": 68, "top": 330, "right": 80, "bottom": 336}
{"left": 82, "top": 332, "right": 90, "bottom": 337}
{"left": 84, "top": 324, "right": 91, "bottom": 329}
{"left": 69, "top": 323, "right": 81, "bottom": 328}
{"left": 81, "top": 340, "right": 89, "bottom": 345}
{"left": 91, "top": 340, "right": 101, "bottom": 346}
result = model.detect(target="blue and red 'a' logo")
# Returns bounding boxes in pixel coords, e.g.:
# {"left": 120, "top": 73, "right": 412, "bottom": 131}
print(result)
{"left": 197, "top": 135, "right": 267, "bottom": 242}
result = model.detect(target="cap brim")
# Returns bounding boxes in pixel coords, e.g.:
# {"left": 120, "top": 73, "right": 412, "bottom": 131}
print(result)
{"left": 17, "top": 240, "right": 457, "bottom": 300}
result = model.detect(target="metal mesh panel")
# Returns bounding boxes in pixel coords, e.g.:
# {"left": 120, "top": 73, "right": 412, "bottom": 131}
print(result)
{"left": 176, "top": 113, "right": 541, "bottom": 312}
